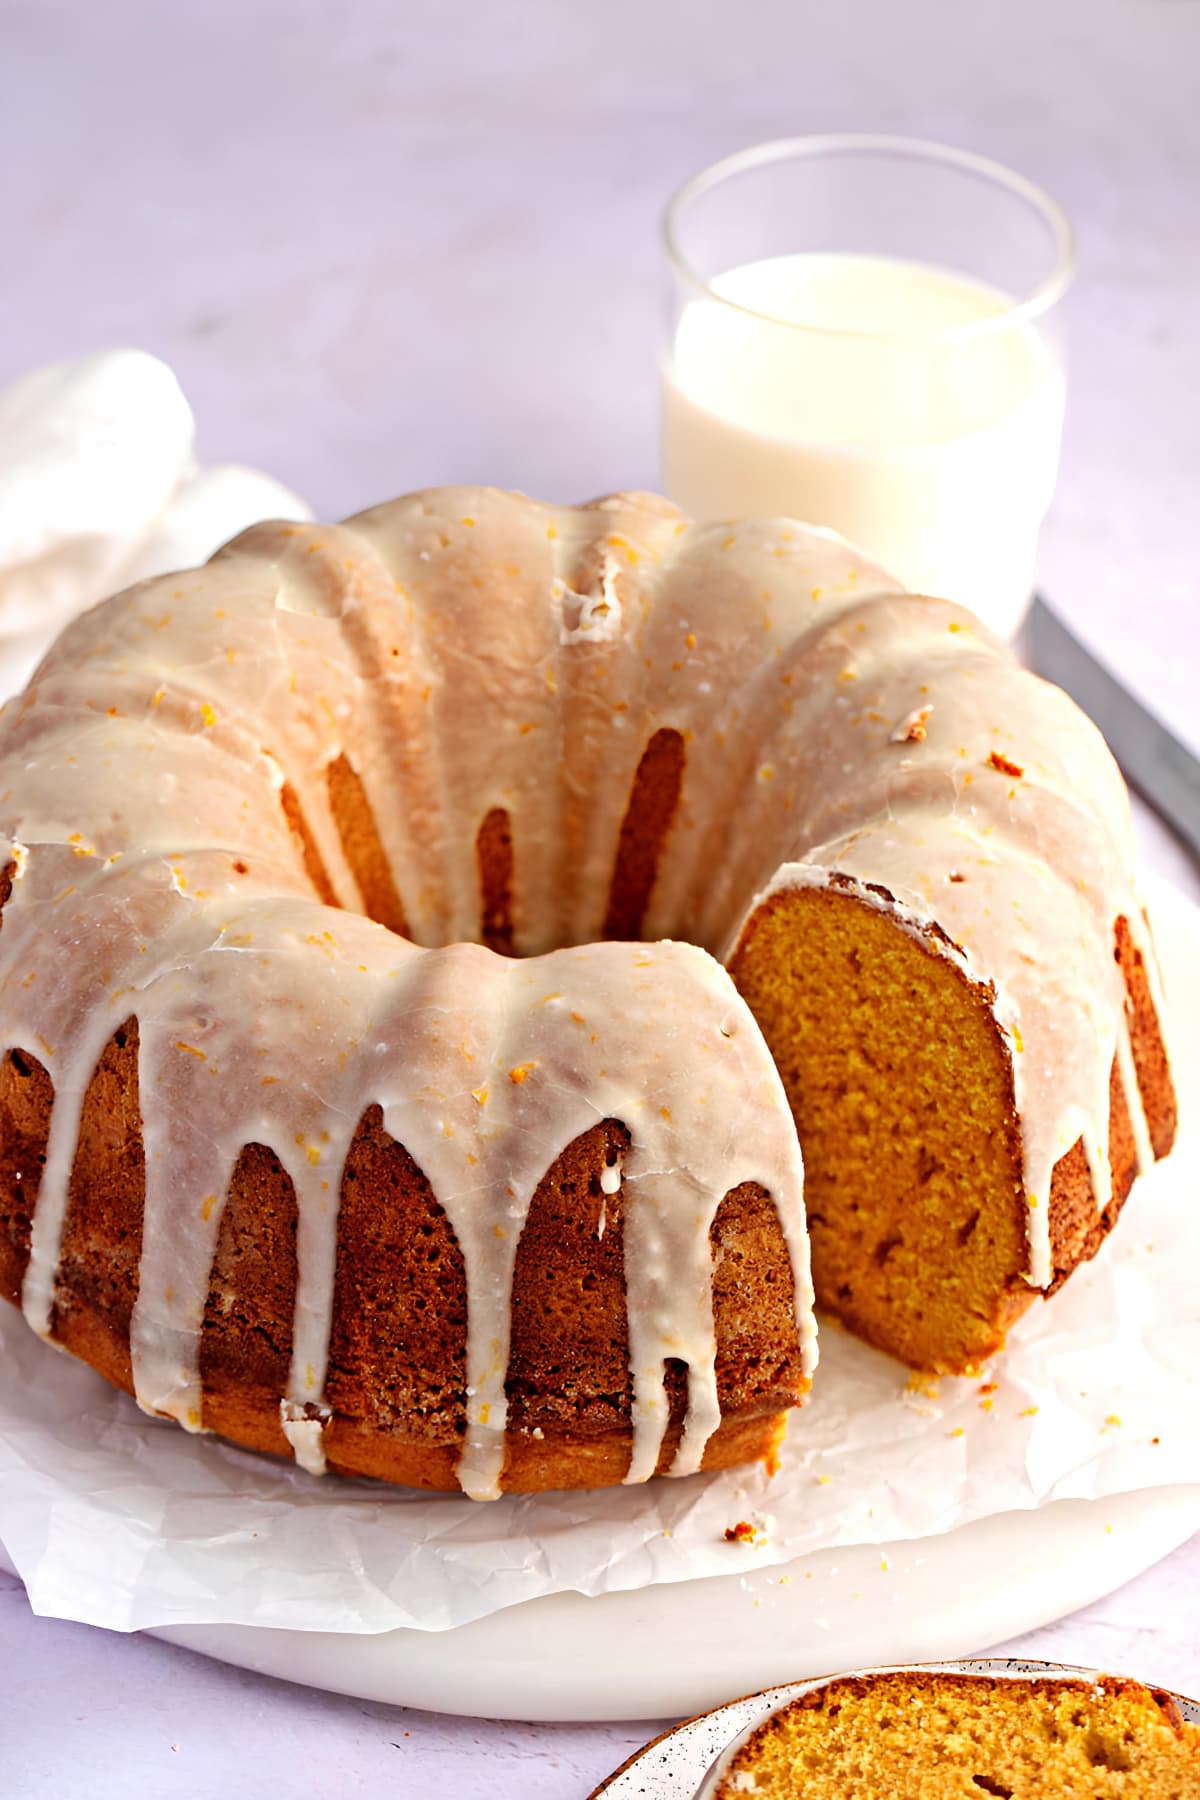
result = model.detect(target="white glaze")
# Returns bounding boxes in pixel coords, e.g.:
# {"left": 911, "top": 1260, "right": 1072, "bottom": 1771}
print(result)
{"left": 0, "top": 487, "right": 1160, "bottom": 1490}
{"left": 0, "top": 491, "right": 826, "bottom": 1497}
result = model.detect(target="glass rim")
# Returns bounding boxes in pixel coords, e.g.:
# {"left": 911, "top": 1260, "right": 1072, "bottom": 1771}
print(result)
{"left": 662, "top": 133, "right": 1076, "bottom": 344}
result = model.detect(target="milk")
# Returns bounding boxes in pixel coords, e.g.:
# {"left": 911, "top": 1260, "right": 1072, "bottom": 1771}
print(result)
{"left": 661, "top": 253, "right": 1065, "bottom": 635}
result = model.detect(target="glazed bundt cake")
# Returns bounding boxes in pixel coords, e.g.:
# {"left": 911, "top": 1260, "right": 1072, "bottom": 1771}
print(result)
{"left": 0, "top": 485, "right": 1175, "bottom": 1496}
{"left": 698, "top": 1667, "right": 1200, "bottom": 1798}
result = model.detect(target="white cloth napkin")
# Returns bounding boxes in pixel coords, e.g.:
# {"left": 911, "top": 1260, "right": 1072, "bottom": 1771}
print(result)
{"left": 0, "top": 349, "right": 311, "bottom": 684}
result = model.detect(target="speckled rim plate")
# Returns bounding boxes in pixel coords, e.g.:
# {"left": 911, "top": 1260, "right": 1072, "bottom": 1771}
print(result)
{"left": 589, "top": 1659, "right": 1200, "bottom": 1797}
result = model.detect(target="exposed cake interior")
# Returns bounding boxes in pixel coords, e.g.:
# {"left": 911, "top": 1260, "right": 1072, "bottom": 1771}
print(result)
{"left": 706, "top": 1670, "right": 1200, "bottom": 1799}
{"left": 729, "top": 882, "right": 1033, "bottom": 1373}
{"left": 725, "top": 873, "right": 1171, "bottom": 1375}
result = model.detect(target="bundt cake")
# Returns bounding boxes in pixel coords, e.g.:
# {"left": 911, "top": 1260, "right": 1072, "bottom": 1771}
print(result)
{"left": 0, "top": 485, "right": 1175, "bottom": 1496}
{"left": 698, "top": 1667, "right": 1200, "bottom": 1797}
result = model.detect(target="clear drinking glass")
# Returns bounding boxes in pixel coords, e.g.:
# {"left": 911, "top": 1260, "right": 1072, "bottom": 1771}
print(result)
{"left": 660, "top": 135, "right": 1074, "bottom": 637}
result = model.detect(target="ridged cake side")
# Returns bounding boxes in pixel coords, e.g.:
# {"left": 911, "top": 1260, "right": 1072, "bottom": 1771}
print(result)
{"left": 0, "top": 830, "right": 812, "bottom": 1498}
{"left": 0, "top": 1030, "right": 809, "bottom": 1491}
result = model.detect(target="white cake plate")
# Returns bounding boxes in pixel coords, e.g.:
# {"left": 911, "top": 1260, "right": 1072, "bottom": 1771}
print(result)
{"left": 3, "top": 874, "right": 1199, "bottom": 1721}
{"left": 3, "top": 1490, "right": 1200, "bottom": 1720}
{"left": 151, "top": 1487, "right": 1200, "bottom": 1719}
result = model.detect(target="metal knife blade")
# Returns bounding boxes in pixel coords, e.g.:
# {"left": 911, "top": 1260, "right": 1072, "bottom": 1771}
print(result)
{"left": 1028, "top": 594, "right": 1200, "bottom": 862}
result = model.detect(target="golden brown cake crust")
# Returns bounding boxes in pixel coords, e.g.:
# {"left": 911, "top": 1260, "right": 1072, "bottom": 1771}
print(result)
{"left": 603, "top": 726, "right": 687, "bottom": 941}
{"left": 0, "top": 1030, "right": 808, "bottom": 1492}
{"left": 1044, "top": 911, "right": 1174, "bottom": 1285}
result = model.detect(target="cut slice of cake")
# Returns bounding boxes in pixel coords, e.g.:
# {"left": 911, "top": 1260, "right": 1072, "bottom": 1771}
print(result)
{"left": 700, "top": 1666, "right": 1200, "bottom": 1798}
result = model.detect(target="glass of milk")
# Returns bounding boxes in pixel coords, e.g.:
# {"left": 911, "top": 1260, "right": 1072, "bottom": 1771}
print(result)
{"left": 661, "top": 135, "right": 1074, "bottom": 636}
